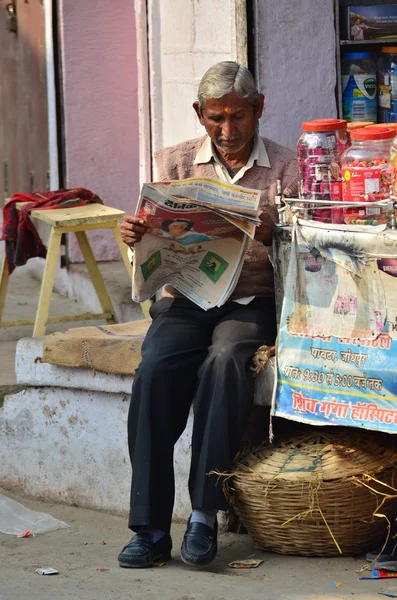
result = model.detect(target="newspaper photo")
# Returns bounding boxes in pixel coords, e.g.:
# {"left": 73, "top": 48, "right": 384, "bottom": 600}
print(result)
{"left": 132, "top": 177, "right": 262, "bottom": 310}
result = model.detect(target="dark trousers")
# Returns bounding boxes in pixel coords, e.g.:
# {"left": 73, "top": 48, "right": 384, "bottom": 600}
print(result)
{"left": 128, "top": 296, "right": 277, "bottom": 533}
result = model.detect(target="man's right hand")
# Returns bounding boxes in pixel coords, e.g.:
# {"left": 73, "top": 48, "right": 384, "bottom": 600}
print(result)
{"left": 120, "top": 215, "right": 152, "bottom": 247}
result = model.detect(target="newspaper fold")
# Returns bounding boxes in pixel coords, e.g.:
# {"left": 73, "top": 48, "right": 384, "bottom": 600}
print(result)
{"left": 132, "top": 177, "right": 261, "bottom": 310}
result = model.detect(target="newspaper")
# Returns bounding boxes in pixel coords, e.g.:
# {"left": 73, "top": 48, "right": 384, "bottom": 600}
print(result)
{"left": 132, "top": 177, "right": 262, "bottom": 310}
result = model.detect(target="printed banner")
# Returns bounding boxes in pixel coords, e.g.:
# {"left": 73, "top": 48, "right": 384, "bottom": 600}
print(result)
{"left": 273, "top": 219, "right": 397, "bottom": 433}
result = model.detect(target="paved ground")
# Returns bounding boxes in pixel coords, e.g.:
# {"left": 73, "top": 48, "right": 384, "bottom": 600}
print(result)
{"left": 0, "top": 270, "right": 392, "bottom": 599}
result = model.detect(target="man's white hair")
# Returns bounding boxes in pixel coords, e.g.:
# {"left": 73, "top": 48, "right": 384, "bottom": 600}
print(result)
{"left": 197, "top": 61, "right": 259, "bottom": 112}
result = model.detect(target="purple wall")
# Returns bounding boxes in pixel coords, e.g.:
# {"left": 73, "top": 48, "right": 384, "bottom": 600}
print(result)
{"left": 58, "top": 1, "right": 140, "bottom": 262}
{"left": 255, "top": 0, "right": 337, "bottom": 149}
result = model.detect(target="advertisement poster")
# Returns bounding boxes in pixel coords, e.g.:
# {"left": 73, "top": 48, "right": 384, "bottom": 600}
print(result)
{"left": 273, "top": 220, "right": 397, "bottom": 433}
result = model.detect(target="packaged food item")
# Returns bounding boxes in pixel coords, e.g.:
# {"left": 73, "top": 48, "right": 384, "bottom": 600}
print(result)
{"left": 341, "top": 126, "right": 394, "bottom": 224}
{"left": 342, "top": 52, "right": 377, "bottom": 123}
{"left": 35, "top": 568, "right": 59, "bottom": 575}
{"left": 298, "top": 119, "right": 349, "bottom": 223}
{"left": 347, "top": 121, "right": 374, "bottom": 130}
{"left": 377, "top": 47, "right": 397, "bottom": 123}
{"left": 368, "top": 123, "right": 397, "bottom": 131}
{"left": 228, "top": 559, "right": 264, "bottom": 569}
{"left": 372, "top": 569, "right": 397, "bottom": 578}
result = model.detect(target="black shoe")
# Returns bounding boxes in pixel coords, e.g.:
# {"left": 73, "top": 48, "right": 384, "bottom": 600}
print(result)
{"left": 118, "top": 532, "right": 172, "bottom": 568}
{"left": 181, "top": 518, "right": 218, "bottom": 566}
{"left": 366, "top": 537, "right": 397, "bottom": 569}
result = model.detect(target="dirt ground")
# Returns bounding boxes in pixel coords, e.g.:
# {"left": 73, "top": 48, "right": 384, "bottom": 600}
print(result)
{"left": 0, "top": 271, "right": 393, "bottom": 600}
{"left": 0, "top": 487, "right": 391, "bottom": 600}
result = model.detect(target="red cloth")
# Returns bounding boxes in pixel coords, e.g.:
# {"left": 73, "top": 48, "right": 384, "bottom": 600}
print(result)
{"left": 1, "top": 188, "right": 102, "bottom": 274}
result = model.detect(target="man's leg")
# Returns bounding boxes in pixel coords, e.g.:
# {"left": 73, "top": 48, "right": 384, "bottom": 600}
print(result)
{"left": 127, "top": 298, "right": 214, "bottom": 534}
{"left": 189, "top": 297, "right": 276, "bottom": 509}
{"left": 181, "top": 297, "right": 276, "bottom": 566}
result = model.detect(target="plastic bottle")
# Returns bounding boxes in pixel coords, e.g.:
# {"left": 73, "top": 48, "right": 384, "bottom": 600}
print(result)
{"left": 342, "top": 52, "right": 377, "bottom": 123}
{"left": 377, "top": 47, "right": 397, "bottom": 123}
{"left": 341, "top": 126, "right": 394, "bottom": 225}
{"left": 298, "top": 119, "right": 349, "bottom": 223}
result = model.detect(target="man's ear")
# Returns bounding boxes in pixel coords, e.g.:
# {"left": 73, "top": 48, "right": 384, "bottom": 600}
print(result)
{"left": 256, "top": 94, "right": 265, "bottom": 120}
{"left": 193, "top": 101, "right": 204, "bottom": 124}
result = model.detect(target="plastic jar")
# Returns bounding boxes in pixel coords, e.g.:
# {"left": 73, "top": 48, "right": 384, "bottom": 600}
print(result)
{"left": 298, "top": 119, "right": 349, "bottom": 223}
{"left": 341, "top": 126, "right": 394, "bottom": 225}
{"left": 390, "top": 131, "right": 397, "bottom": 199}
{"left": 377, "top": 47, "right": 397, "bottom": 123}
{"left": 342, "top": 52, "right": 377, "bottom": 123}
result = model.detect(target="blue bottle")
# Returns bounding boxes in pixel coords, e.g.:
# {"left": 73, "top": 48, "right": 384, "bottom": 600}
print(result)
{"left": 378, "top": 46, "right": 397, "bottom": 123}
{"left": 342, "top": 52, "right": 377, "bottom": 122}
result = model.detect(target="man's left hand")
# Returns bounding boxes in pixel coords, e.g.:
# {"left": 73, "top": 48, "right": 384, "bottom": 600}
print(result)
{"left": 254, "top": 212, "right": 273, "bottom": 245}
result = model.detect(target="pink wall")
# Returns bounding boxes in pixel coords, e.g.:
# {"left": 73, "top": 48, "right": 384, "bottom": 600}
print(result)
{"left": 58, "top": 1, "right": 140, "bottom": 262}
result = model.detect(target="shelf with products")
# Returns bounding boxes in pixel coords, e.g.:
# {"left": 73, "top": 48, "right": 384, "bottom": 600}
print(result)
{"left": 335, "top": 0, "right": 397, "bottom": 122}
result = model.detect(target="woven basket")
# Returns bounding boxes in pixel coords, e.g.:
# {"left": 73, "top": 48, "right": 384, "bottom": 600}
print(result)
{"left": 224, "top": 428, "right": 397, "bottom": 557}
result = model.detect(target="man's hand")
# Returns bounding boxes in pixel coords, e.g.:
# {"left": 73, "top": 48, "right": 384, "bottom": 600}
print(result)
{"left": 120, "top": 215, "right": 152, "bottom": 247}
{"left": 254, "top": 211, "right": 273, "bottom": 246}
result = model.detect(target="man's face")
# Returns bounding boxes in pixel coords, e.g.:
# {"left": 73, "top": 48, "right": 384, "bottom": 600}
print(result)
{"left": 168, "top": 221, "right": 189, "bottom": 237}
{"left": 193, "top": 92, "right": 264, "bottom": 154}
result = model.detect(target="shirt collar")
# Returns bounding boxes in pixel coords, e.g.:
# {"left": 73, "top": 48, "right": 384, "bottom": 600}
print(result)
{"left": 193, "top": 135, "right": 270, "bottom": 168}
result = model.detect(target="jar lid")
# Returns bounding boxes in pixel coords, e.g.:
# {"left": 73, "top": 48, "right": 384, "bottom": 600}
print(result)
{"left": 381, "top": 46, "right": 397, "bottom": 53}
{"left": 351, "top": 126, "right": 396, "bottom": 140}
{"left": 344, "top": 52, "right": 371, "bottom": 59}
{"left": 302, "top": 119, "right": 347, "bottom": 132}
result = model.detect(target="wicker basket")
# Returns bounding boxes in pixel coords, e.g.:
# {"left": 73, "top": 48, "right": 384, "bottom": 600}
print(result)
{"left": 224, "top": 428, "right": 397, "bottom": 557}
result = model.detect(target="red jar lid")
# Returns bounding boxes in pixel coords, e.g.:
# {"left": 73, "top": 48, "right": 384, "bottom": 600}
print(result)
{"left": 302, "top": 119, "right": 347, "bottom": 132}
{"left": 351, "top": 126, "right": 396, "bottom": 140}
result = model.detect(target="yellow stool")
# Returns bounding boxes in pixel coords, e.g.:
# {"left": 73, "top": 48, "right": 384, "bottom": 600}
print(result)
{"left": 0, "top": 203, "right": 146, "bottom": 336}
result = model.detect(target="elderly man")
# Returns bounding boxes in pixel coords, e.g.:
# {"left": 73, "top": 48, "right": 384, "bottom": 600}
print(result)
{"left": 118, "top": 61, "right": 297, "bottom": 568}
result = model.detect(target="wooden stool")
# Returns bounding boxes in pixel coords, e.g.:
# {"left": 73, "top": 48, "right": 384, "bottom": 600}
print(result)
{"left": 0, "top": 203, "right": 145, "bottom": 336}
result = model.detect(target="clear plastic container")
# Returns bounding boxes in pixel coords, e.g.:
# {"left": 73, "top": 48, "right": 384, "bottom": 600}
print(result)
{"left": 390, "top": 132, "right": 397, "bottom": 199}
{"left": 298, "top": 119, "right": 349, "bottom": 223}
{"left": 342, "top": 52, "right": 377, "bottom": 123}
{"left": 377, "top": 47, "right": 397, "bottom": 123}
{"left": 341, "top": 126, "right": 394, "bottom": 225}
